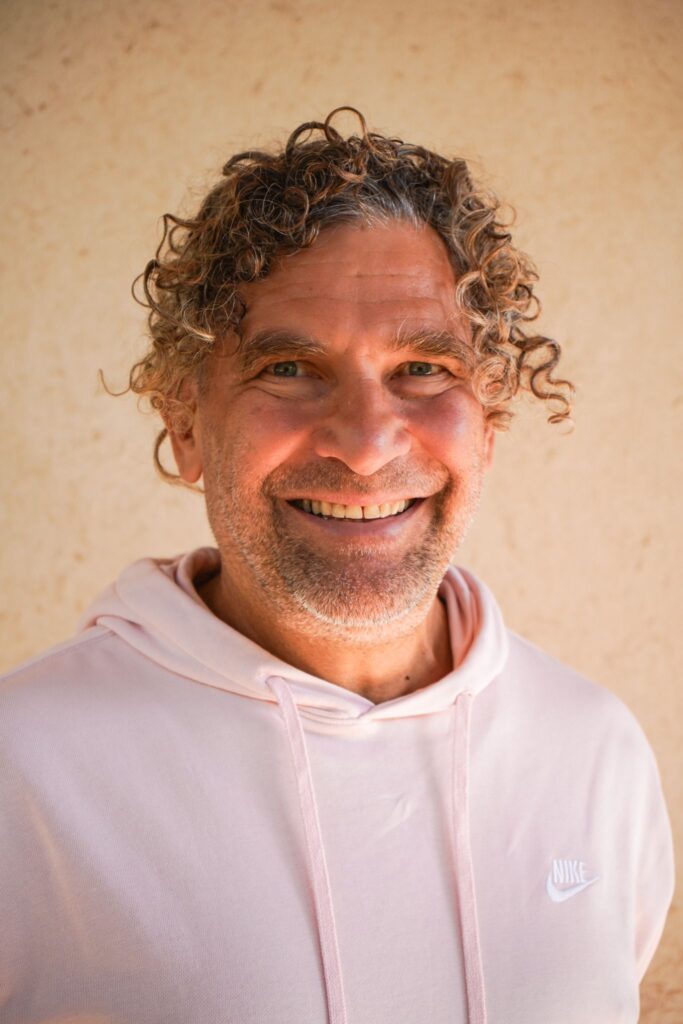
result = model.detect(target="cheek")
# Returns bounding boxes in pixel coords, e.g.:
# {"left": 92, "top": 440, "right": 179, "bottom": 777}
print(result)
{"left": 405, "top": 389, "right": 486, "bottom": 465}
{"left": 204, "top": 395, "right": 314, "bottom": 483}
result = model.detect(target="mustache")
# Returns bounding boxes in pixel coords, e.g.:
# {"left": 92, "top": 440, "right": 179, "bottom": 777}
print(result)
{"left": 263, "top": 462, "right": 450, "bottom": 499}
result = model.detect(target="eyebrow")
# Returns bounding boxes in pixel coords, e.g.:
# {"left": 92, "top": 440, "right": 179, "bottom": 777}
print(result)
{"left": 236, "top": 330, "right": 328, "bottom": 376}
{"left": 235, "top": 325, "right": 475, "bottom": 376}
{"left": 391, "top": 325, "right": 475, "bottom": 369}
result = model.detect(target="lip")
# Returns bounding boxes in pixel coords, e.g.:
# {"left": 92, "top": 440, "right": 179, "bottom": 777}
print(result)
{"left": 282, "top": 496, "right": 427, "bottom": 539}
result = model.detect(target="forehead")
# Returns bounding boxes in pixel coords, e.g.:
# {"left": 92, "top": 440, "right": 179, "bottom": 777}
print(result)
{"left": 237, "top": 219, "right": 463, "bottom": 342}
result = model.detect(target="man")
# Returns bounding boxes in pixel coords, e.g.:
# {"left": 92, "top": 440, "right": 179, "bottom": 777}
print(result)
{"left": 0, "top": 109, "right": 674, "bottom": 1023}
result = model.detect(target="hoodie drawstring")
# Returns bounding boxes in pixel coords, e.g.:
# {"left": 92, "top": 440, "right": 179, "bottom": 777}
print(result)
{"left": 267, "top": 675, "right": 348, "bottom": 1024}
{"left": 267, "top": 676, "right": 487, "bottom": 1024}
{"left": 451, "top": 691, "right": 488, "bottom": 1024}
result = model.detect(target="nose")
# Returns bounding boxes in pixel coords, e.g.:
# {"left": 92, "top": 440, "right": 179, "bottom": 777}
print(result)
{"left": 311, "top": 376, "right": 411, "bottom": 476}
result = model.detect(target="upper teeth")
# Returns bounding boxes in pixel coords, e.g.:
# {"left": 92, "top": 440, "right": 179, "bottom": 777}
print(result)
{"left": 296, "top": 499, "right": 413, "bottom": 520}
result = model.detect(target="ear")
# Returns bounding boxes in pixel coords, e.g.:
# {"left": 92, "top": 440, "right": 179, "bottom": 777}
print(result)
{"left": 165, "top": 378, "right": 203, "bottom": 484}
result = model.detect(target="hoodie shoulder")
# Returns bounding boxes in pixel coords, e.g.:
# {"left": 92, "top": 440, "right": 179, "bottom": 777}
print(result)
{"left": 0, "top": 626, "right": 137, "bottom": 717}
{"left": 506, "top": 626, "right": 623, "bottom": 702}
{"left": 0, "top": 627, "right": 115, "bottom": 688}
{"left": 501, "top": 627, "right": 661, "bottom": 761}
{"left": 0, "top": 628, "right": 126, "bottom": 760}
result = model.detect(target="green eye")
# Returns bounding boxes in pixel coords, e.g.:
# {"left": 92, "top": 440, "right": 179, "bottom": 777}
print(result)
{"left": 270, "top": 361, "right": 300, "bottom": 377}
{"left": 407, "top": 362, "right": 436, "bottom": 375}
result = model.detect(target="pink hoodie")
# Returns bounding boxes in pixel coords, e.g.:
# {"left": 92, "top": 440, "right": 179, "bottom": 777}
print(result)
{"left": 0, "top": 547, "right": 674, "bottom": 1023}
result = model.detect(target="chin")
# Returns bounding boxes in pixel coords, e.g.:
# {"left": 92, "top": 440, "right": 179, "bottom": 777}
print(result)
{"left": 274, "top": 553, "right": 450, "bottom": 634}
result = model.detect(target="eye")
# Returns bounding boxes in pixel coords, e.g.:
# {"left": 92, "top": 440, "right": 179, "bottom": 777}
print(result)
{"left": 398, "top": 361, "right": 445, "bottom": 376}
{"left": 265, "top": 361, "right": 304, "bottom": 377}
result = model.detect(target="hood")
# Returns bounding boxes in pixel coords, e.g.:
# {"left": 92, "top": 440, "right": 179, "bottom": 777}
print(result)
{"left": 78, "top": 546, "right": 509, "bottom": 724}
{"left": 79, "top": 546, "right": 507, "bottom": 1023}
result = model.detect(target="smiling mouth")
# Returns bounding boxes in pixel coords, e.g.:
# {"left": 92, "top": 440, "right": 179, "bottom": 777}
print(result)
{"left": 288, "top": 498, "right": 420, "bottom": 521}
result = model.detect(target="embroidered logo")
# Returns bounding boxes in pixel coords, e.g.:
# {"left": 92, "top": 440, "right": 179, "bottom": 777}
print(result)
{"left": 546, "top": 859, "right": 599, "bottom": 903}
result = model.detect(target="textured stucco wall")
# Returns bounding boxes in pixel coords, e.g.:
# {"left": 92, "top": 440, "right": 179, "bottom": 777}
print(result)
{"left": 1, "top": 0, "right": 681, "bottom": 1012}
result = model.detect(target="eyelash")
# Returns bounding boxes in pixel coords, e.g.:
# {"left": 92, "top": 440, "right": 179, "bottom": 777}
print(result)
{"left": 263, "top": 360, "right": 450, "bottom": 379}
{"left": 265, "top": 361, "right": 306, "bottom": 378}
{"left": 397, "top": 361, "right": 445, "bottom": 377}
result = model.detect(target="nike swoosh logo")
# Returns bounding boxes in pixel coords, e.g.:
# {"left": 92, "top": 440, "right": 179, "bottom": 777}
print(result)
{"left": 546, "top": 874, "right": 599, "bottom": 903}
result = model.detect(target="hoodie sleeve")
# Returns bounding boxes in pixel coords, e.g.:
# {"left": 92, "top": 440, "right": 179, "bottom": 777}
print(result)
{"left": 633, "top": 740, "right": 675, "bottom": 982}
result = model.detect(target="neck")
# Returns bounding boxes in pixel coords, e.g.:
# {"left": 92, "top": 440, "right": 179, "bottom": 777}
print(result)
{"left": 198, "top": 568, "right": 453, "bottom": 705}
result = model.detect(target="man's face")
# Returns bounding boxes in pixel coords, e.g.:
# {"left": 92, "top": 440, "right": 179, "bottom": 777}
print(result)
{"left": 172, "top": 219, "right": 495, "bottom": 634}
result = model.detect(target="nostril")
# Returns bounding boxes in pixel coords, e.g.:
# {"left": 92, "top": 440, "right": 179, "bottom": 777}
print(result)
{"left": 310, "top": 423, "right": 412, "bottom": 478}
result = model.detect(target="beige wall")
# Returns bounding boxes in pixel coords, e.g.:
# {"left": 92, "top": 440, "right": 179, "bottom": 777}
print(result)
{"left": 1, "top": 0, "right": 681, "bottom": 1012}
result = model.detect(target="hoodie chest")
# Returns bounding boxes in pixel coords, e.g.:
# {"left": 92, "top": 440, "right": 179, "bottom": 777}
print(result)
{"left": 5, "top": 681, "right": 642, "bottom": 1024}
